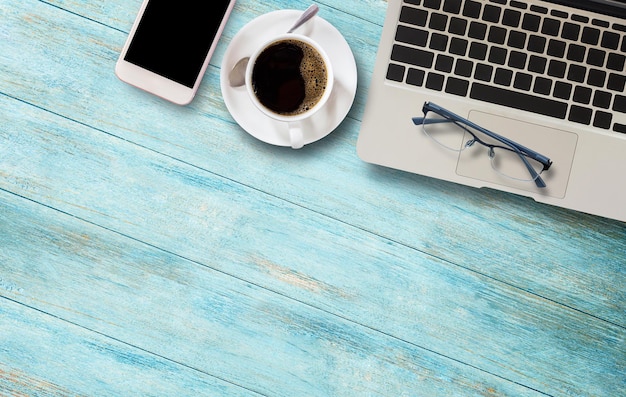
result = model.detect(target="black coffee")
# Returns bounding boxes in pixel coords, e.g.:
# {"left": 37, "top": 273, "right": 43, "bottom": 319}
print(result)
{"left": 252, "top": 39, "right": 328, "bottom": 116}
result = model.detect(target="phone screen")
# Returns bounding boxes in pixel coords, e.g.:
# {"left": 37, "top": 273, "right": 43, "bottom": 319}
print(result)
{"left": 124, "top": 0, "right": 232, "bottom": 88}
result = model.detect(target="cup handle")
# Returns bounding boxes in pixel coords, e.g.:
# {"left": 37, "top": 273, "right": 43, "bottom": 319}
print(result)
{"left": 287, "top": 121, "right": 304, "bottom": 149}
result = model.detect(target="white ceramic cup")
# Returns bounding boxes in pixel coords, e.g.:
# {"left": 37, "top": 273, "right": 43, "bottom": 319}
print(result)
{"left": 245, "top": 33, "right": 334, "bottom": 149}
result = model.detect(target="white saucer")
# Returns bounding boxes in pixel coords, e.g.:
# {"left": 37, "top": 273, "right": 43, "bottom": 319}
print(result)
{"left": 220, "top": 10, "right": 358, "bottom": 147}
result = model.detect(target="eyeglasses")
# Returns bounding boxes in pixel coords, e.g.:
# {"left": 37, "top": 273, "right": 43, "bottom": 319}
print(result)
{"left": 412, "top": 102, "right": 553, "bottom": 188}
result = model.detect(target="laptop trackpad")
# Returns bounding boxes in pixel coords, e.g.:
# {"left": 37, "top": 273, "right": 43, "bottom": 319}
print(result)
{"left": 456, "top": 110, "right": 578, "bottom": 199}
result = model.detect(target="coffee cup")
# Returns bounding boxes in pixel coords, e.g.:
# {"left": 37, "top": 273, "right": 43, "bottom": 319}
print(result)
{"left": 245, "top": 34, "right": 334, "bottom": 149}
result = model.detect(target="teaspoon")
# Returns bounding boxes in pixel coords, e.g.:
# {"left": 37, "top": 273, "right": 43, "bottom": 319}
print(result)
{"left": 228, "top": 5, "right": 320, "bottom": 87}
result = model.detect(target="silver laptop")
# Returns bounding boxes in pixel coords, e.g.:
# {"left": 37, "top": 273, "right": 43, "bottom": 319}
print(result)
{"left": 358, "top": 0, "right": 626, "bottom": 222}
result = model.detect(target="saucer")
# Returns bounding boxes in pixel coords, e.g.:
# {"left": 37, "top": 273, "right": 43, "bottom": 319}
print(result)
{"left": 220, "top": 10, "right": 358, "bottom": 147}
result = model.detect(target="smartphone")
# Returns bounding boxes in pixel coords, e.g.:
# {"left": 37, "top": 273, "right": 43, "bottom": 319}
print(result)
{"left": 115, "top": 0, "right": 236, "bottom": 105}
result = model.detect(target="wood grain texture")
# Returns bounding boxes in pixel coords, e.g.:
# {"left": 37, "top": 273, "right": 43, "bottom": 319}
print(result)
{"left": 1, "top": 300, "right": 256, "bottom": 396}
{"left": 1, "top": 90, "right": 624, "bottom": 395}
{"left": 1, "top": 0, "right": 625, "bottom": 396}
{"left": 3, "top": 0, "right": 623, "bottom": 326}
{"left": 1, "top": 191, "right": 541, "bottom": 397}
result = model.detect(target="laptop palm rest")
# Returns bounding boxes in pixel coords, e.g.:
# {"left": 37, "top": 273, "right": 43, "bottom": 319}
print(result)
{"left": 458, "top": 111, "right": 578, "bottom": 199}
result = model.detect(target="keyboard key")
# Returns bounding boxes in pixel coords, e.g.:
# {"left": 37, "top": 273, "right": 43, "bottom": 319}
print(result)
{"left": 607, "top": 53, "right": 626, "bottom": 71}
{"left": 514, "top": 72, "right": 533, "bottom": 91}
{"left": 429, "top": 33, "right": 449, "bottom": 51}
{"left": 567, "top": 64, "right": 587, "bottom": 83}
{"left": 445, "top": 77, "right": 469, "bottom": 96}
{"left": 449, "top": 37, "right": 469, "bottom": 55}
{"left": 463, "top": 1, "right": 482, "bottom": 18}
{"left": 593, "top": 90, "right": 612, "bottom": 109}
{"left": 548, "top": 60, "right": 567, "bottom": 78}
{"left": 470, "top": 83, "right": 568, "bottom": 118}
{"left": 502, "top": 9, "right": 521, "bottom": 27}
{"left": 474, "top": 64, "right": 493, "bottom": 81}
{"left": 494, "top": 68, "right": 513, "bottom": 86}
{"left": 454, "top": 59, "right": 474, "bottom": 77}
{"left": 554, "top": 81, "right": 572, "bottom": 100}
{"left": 608, "top": 73, "right": 626, "bottom": 91}
{"left": 587, "top": 48, "right": 606, "bottom": 67}
{"left": 614, "top": 123, "right": 626, "bottom": 133}
{"left": 528, "top": 35, "right": 546, "bottom": 53}
{"left": 488, "top": 26, "right": 507, "bottom": 44}
{"left": 601, "top": 31, "right": 621, "bottom": 50}
{"left": 426, "top": 72, "right": 445, "bottom": 90}
{"left": 482, "top": 4, "right": 502, "bottom": 23}
{"left": 443, "top": 0, "right": 463, "bottom": 14}
{"left": 407, "top": 68, "right": 426, "bottom": 86}
{"left": 530, "top": 5, "right": 548, "bottom": 14}
{"left": 391, "top": 45, "right": 435, "bottom": 68}
{"left": 534, "top": 77, "right": 552, "bottom": 95}
{"left": 423, "top": 0, "right": 442, "bottom": 10}
{"left": 429, "top": 13, "right": 449, "bottom": 31}
{"left": 561, "top": 22, "right": 581, "bottom": 41}
{"left": 573, "top": 86, "right": 592, "bottom": 104}
{"left": 582, "top": 27, "right": 601, "bottom": 45}
{"left": 547, "top": 39, "right": 566, "bottom": 57}
{"left": 592, "top": 18, "right": 609, "bottom": 28}
{"left": 587, "top": 69, "right": 607, "bottom": 87}
{"left": 614, "top": 95, "right": 626, "bottom": 113}
{"left": 541, "top": 18, "right": 561, "bottom": 36}
{"left": 522, "top": 14, "right": 541, "bottom": 32}
{"left": 507, "top": 30, "right": 527, "bottom": 49}
{"left": 469, "top": 42, "right": 488, "bottom": 60}
{"left": 468, "top": 22, "right": 487, "bottom": 40}
{"left": 508, "top": 51, "right": 527, "bottom": 69}
{"left": 488, "top": 47, "right": 507, "bottom": 65}
{"left": 449, "top": 17, "right": 468, "bottom": 35}
{"left": 435, "top": 54, "right": 454, "bottom": 72}
{"left": 593, "top": 111, "right": 612, "bottom": 129}
{"left": 568, "top": 105, "right": 593, "bottom": 125}
{"left": 396, "top": 26, "right": 429, "bottom": 47}
{"left": 510, "top": 1, "right": 528, "bottom": 10}
{"left": 528, "top": 56, "right": 547, "bottom": 73}
{"left": 386, "top": 63, "right": 406, "bottom": 82}
{"left": 567, "top": 44, "right": 586, "bottom": 62}
{"left": 400, "top": 7, "right": 428, "bottom": 27}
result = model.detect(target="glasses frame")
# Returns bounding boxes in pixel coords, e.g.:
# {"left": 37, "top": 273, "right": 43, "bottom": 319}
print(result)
{"left": 412, "top": 102, "right": 553, "bottom": 188}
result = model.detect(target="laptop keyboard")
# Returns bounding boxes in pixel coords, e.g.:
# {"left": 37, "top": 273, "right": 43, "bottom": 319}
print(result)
{"left": 386, "top": 0, "right": 626, "bottom": 133}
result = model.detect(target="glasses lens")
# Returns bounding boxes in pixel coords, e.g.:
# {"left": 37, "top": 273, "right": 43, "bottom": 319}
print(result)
{"left": 422, "top": 111, "right": 471, "bottom": 152}
{"left": 489, "top": 147, "right": 545, "bottom": 181}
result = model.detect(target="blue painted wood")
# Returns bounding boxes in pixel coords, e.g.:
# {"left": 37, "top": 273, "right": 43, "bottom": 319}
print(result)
{"left": 3, "top": 0, "right": 623, "bottom": 327}
{"left": 1, "top": 0, "right": 625, "bottom": 396}
{"left": 1, "top": 299, "right": 256, "bottom": 396}
{"left": 1, "top": 190, "right": 542, "bottom": 397}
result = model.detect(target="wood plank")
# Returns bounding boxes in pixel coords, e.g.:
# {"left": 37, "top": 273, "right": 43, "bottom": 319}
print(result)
{"left": 0, "top": 192, "right": 541, "bottom": 397}
{"left": 2, "top": 0, "right": 623, "bottom": 329}
{"left": 0, "top": 299, "right": 257, "bottom": 396}
{"left": 1, "top": 91, "right": 624, "bottom": 395}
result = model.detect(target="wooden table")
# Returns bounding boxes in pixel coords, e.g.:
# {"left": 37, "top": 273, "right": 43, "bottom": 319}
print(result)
{"left": 1, "top": 0, "right": 624, "bottom": 395}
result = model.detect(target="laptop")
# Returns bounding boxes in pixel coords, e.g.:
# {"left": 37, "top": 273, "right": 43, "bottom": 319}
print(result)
{"left": 358, "top": 0, "right": 626, "bottom": 222}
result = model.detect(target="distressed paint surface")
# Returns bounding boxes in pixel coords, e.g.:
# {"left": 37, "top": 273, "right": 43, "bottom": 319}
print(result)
{"left": 0, "top": 0, "right": 625, "bottom": 396}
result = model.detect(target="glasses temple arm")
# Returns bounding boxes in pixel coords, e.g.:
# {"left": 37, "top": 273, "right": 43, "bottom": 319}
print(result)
{"left": 517, "top": 152, "right": 547, "bottom": 188}
{"left": 412, "top": 117, "right": 454, "bottom": 126}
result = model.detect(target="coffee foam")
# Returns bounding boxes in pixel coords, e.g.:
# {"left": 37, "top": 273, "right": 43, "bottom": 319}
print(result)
{"left": 287, "top": 40, "right": 328, "bottom": 116}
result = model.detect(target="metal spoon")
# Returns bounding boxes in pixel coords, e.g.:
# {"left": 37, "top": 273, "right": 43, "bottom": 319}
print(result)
{"left": 228, "top": 5, "right": 320, "bottom": 87}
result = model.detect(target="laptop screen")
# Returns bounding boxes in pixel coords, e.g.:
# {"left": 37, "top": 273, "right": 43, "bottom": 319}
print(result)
{"left": 542, "top": 0, "right": 626, "bottom": 18}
